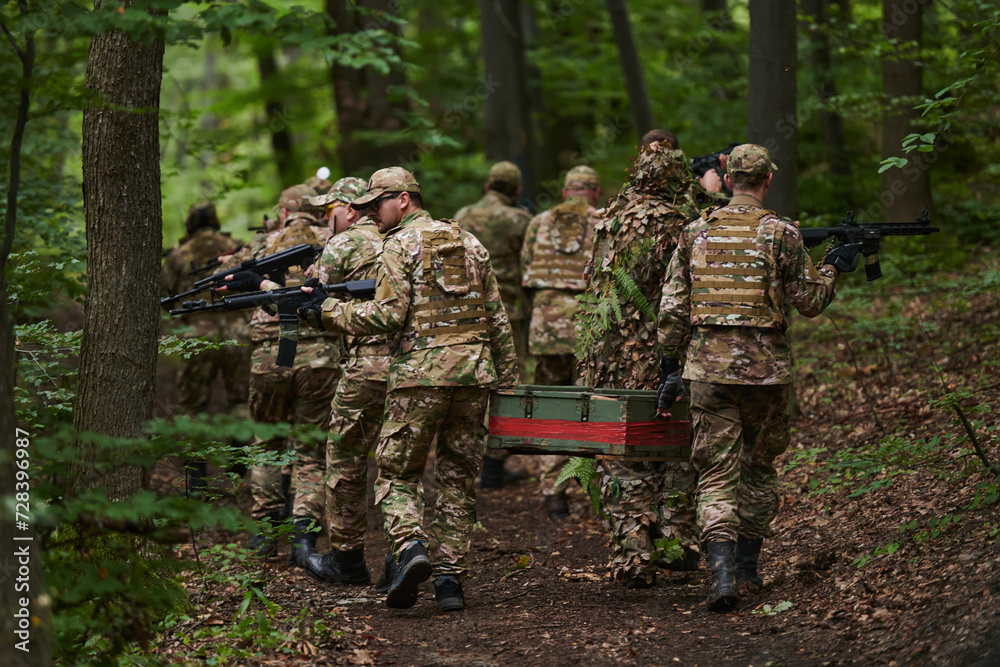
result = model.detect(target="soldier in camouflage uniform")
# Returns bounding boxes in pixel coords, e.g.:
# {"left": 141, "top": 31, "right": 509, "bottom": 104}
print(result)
{"left": 521, "top": 165, "right": 601, "bottom": 518}
{"left": 296, "top": 177, "right": 393, "bottom": 586}
{"left": 298, "top": 167, "right": 519, "bottom": 612}
{"left": 221, "top": 184, "right": 341, "bottom": 566}
{"left": 454, "top": 161, "right": 531, "bottom": 489}
{"left": 658, "top": 144, "right": 859, "bottom": 611}
{"left": 577, "top": 139, "right": 721, "bottom": 588}
{"left": 161, "top": 202, "right": 251, "bottom": 493}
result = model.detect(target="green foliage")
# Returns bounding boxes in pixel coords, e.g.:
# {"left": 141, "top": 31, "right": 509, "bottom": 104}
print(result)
{"left": 575, "top": 238, "right": 655, "bottom": 359}
{"left": 751, "top": 600, "right": 794, "bottom": 616}
{"left": 554, "top": 456, "right": 602, "bottom": 515}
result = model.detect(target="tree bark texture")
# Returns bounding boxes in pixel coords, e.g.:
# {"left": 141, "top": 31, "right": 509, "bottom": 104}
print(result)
{"left": 880, "top": 0, "right": 934, "bottom": 222}
{"left": 479, "top": 0, "right": 538, "bottom": 201}
{"left": 257, "top": 49, "right": 296, "bottom": 187}
{"left": 75, "top": 0, "right": 164, "bottom": 498}
{"left": 1, "top": 5, "right": 51, "bottom": 662}
{"left": 748, "top": 0, "right": 799, "bottom": 219}
{"left": 325, "top": 0, "right": 414, "bottom": 177}
{"left": 803, "top": 0, "right": 853, "bottom": 210}
{"left": 605, "top": 0, "right": 654, "bottom": 142}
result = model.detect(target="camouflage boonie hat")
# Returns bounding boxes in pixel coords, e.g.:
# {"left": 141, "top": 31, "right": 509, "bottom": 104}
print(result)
{"left": 307, "top": 177, "right": 368, "bottom": 207}
{"left": 488, "top": 161, "right": 522, "bottom": 188}
{"left": 186, "top": 201, "right": 219, "bottom": 230}
{"left": 727, "top": 144, "right": 778, "bottom": 181}
{"left": 277, "top": 184, "right": 318, "bottom": 212}
{"left": 352, "top": 167, "right": 421, "bottom": 207}
{"left": 564, "top": 165, "right": 600, "bottom": 190}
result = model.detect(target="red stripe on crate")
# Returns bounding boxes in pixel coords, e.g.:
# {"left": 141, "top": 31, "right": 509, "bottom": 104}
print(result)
{"left": 488, "top": 416, "right": 690, "bottom": 447}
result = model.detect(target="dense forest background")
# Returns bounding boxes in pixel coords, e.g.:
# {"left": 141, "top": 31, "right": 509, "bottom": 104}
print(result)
{"left": 2, "top": 0, "right": 999, "bottom": 664}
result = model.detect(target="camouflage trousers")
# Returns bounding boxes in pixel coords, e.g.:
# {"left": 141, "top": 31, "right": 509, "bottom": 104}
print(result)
{"left": 689, "top": 381, "right": 791, "bottom": 543}
{"left": 177, "top": 342, "right": 251, "bottom": 415}
{"left": 325, "top": 376, "right": 387, "bottom": 551}
{"left": 248, "top": 339, "right": 340, "bottom": 521}
{"left": 599, "top": 458, "right": 700, "bottom": 584}
{"left": 534, "top": 356, "right": 576, "bottom": 495}
{"left": 375, "top": 385, "right": 489, "bottom": 580}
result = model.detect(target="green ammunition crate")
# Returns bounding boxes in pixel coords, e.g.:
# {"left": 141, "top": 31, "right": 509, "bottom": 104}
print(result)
{"left": 487, "top": 385, "right": 691, "bottom": 460}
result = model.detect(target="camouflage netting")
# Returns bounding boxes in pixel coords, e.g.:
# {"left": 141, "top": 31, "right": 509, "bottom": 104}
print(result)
{"left": 576, "top": 146, "right": 720, "bottom": 389}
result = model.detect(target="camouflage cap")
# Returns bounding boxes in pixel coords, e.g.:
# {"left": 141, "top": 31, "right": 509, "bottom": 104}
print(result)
{"left": 352, "top": 167, "right": 421, "bottom": 207}
{"left": 278, "top": 184, "right": 318, "bottom": 212}
{"left": 564, "top": 165, "right": 601, "bottom": 190}
{"left": 727, "top": 144, "right": 778, "bottom": 181}
{"left": 488, "top": 161, "right": 522, "bottom": 188}
{"left": 304, "top": 175, "right": 333, "bottom": 193}
{"left": 305, "top": 177, "right": 368, "bottom": 207}
{"left": 186, "top": 201, "right": 220, "bottom": 231}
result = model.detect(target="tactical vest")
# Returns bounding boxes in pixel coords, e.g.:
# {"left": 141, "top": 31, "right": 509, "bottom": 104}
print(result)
{"left": 265, "top": 219, "right": 321, "bottom": 288}
{"left": 399, "top": 219, "right": 489, "bottom": 354}
{"left": 689, "top": 207, "right": 787, "bottom": 329}
{"left": 522, "top": 200, "right": 592, "bottom": 291}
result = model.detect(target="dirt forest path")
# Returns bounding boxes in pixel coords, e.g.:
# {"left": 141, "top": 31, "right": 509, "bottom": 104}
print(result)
{"left": 160, "top": 272, "right": 1000, "bottom": 666}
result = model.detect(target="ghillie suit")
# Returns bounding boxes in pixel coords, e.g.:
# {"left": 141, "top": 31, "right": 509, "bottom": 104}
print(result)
{"left": 576, "top": 146, "right": 721, "bottom": 586}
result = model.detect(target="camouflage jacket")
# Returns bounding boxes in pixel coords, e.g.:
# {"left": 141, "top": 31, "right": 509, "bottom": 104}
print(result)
{"left": 658, "top": 195, "right": 838, "bottom": 385}
{"left": 162, "top": 228, "right": 242, "bottom": 339}
{"left": 315, "top": 218, "right": 395, "bottom": 381}
{"left": 320, "top": 209, "right": 519, "bottom": 391}
{"left": 454, "top": 190, "right": 531, "bottom": 320}
{"left": 521, "top": 196, "right": 598, "bottom": 356}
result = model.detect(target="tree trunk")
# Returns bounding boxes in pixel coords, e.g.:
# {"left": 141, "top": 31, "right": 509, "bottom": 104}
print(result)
{"left": 257, "top": 49, "right": 296, "bottom": 187}
{"left": 325, "top": 0, "right": 414, "bottom": 177}
{"left": 1, "top": 4, "right": 51, "bottom": 662}
{"left": 748, "top": 0, "right": 799, "bottom": 219}
{"left": 880, "top": 0, "right": 934, "bottom": 222}
{"left": 479, "top": 0, "right": 538, "bottom": 200}
{"left": 605, "top": 0, "right": 654, "bottom": 142}
{"left": 803, "top": 0, "right": 853, "bottom": 211}
{"left": 74, "top": 0, "right": 164, "bottom": 498}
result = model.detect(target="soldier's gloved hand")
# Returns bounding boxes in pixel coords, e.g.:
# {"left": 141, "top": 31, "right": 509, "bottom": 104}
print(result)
{"left": 297, "top": 278, "right": 328, "bottom": 331}
{"left": 223, "top": 271, "right": 265, "bottom": 292}
{"left": 823, "top": 243, "right": 862, "bottom": 274}
{"left": 656, "top": 356, "right": 685, "bottom": 418}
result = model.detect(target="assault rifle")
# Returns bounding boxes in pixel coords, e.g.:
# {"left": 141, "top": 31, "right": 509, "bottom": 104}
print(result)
{"left": 167, "top": 279, "right": 377, "bottom": 367}
{"left": 800, "top": 211, "right": 938, "bottom": 281}
{"left": 162, "top": 243, "right": 318, "bottom": 308}
{"left": 187, "top": 243, "right": 246, "bottom": 277}
{"left": 690, "top": 141, "right": 740, "bottom": 196}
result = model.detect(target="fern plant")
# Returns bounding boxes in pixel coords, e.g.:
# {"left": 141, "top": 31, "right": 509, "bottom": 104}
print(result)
{"left": 554, "top": 457, "right": 602, "bottom": 515}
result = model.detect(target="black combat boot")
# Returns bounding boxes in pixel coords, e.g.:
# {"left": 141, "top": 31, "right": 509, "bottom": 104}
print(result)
{"left": 656, "top": 546, "right": 700, "bottom": 572}
{"left": 374, "top": 550, "right": 398, "bottom": 594}
{"left": 304, "top": 548, "right": 371, "bottom": 585}
{"left": 434, "top": 575, "right": 466, "bottom": 612}
{"left": 736, "top": 536, "right": 764, "bottom": 588}
{"left": 545, "top": 491, "right": 570, "bottom": 520}
{"left": 288, "top": 519, "right": 320, "bottom": 567}
{"left": 705, "top": 540, "right": 739, "bottom": 612}
{"left": 480, "top": 456, "right": 528, "bottom": 489}
{"left": 247, "top": 510, "right": 285, "bottom": 559}
{"left": 382, "top": 541, "right": 432, "bottom": 609}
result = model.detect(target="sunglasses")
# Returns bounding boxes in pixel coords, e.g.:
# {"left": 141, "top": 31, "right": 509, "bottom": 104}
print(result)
{"left": 369, "top": 192, "right": 402, "bottom": 208}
